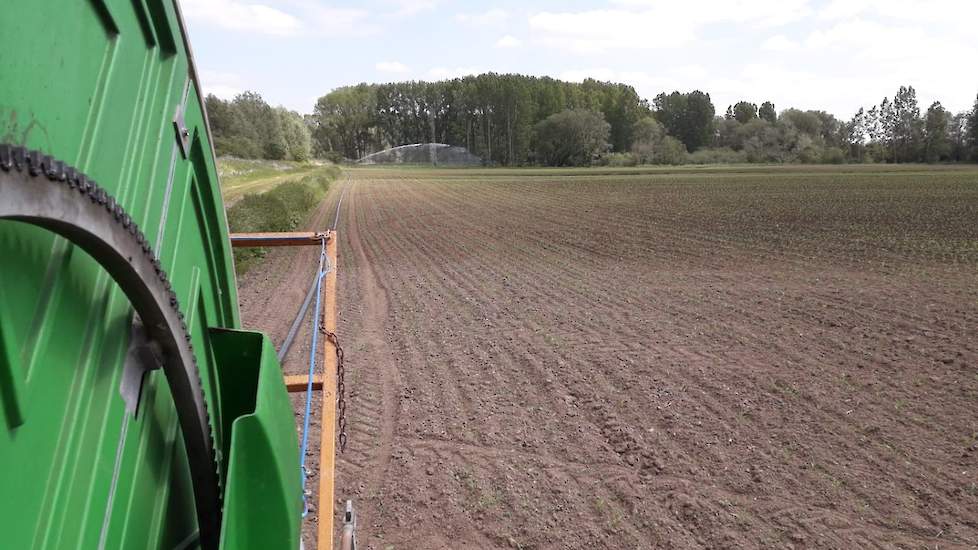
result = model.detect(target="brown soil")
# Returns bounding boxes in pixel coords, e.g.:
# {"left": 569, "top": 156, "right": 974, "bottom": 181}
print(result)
{"left": 240, "top": 167, "right": 978, "bottom": 550}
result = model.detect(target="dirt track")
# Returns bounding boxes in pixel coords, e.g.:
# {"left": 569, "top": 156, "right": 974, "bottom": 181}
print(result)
{"left": 241, "top": 166, "right": 978, "bottom": 549}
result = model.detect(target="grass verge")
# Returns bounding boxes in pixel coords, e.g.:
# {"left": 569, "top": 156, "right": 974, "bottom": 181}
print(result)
{"left": 226, "top": 164, "right": 341, "bottom": 274}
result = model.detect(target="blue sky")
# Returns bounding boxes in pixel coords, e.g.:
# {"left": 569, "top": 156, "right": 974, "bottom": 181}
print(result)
{"left": 183, "top": 0, "right": 978, "bottom": 119}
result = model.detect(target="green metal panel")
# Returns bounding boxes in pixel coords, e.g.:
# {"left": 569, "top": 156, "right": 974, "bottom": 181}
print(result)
{"left": 211, "top": 329, "right": 302, "bottom": 550}
{"left": 0, "top": 1, "right": 301, "bottom": 548}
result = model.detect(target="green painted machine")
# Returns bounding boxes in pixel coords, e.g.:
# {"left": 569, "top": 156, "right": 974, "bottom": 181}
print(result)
{"left": 0, "top": 1, "right": 302, "bottom": 548}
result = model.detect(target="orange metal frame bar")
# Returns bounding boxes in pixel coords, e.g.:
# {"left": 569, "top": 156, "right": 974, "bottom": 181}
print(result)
{"left": 231, "top": 229, "right": 339, "bottom": 548}
{"left": 317, "top": 234, "right": 339, "bottom": 549}
{"left": 284, "top": 374, "right": 324, "bottom": 392}
{"left": 229, "top": 231, "right": 331, "bottom": 248}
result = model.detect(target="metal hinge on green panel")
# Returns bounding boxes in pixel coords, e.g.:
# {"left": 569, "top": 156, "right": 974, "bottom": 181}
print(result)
{"left": 174, "top": 103, "right": 190, "bottom": 159}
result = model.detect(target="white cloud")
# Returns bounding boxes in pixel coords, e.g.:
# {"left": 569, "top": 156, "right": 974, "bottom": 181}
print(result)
{"left": 427, "top": 66, "right": 484, "bottom": 79}
{"left": 182, "top": 0, "right": 301, "bottom": 35}
{"left": 280, "top": 0, "right": 377, "bottom": 36}
{"left": 307, "top": 7, "right": 375, "bottom": 35}
{"left": 676, "top": 65, "right": 708, "bottom": 79}
{"left": 387, "top": 0, "right": 438, "bottom": 17}
{"left": 805, "top": 19, "right": 927, "bottom": 60}
{"left": 818, "top": 0, "right": 978, "bottom": 27}
{"left": 199, "top": 70, "right": 246, "bottom": 99}
{"left": 818, "top": 0, "right": 875, "bottom": 20}
{"left": 495, "top": 35, "right": 523, "bottom": 49}
{"left": 186, "top": 0, "right": 978, "bottom": 119}
{"left": 183, "top": 0, "right": 378, "bottom": 36}
{"left": 761, "top": 34, "right": 800, "bottom": 51}
{"left": 534, "top": 2, "right": 978, "bottom": 114}
{"left": 456, "top": 9, "right": 510, "bottom": 25}
{"left": 529, "top": 1, "right": 812, "bottom": 53}
{"left": 529, "top": 10, "right": 693, "bottom": 53}
{"left": 799, "top": 18, "right": 978, "bottom": 112}
{"left": 376, "top": 61, "right": 411, "bottom": 74}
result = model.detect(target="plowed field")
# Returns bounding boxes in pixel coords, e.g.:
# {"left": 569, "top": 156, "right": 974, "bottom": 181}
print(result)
{"left": 240, "top": 165, "right": 978, "bottom": 549}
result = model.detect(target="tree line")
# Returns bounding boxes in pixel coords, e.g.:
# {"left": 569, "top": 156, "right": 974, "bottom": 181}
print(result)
{"left": 310, "top": 75, "right": 648, "bottom": 165}
{"left": 711, "top": 86, "right": 976, "bottom": 165}
{"left": 206, "top": 92, "right": 312, "bottom": 162}
{"left": 207, "top": 74, "right": 978, "bottom": 167}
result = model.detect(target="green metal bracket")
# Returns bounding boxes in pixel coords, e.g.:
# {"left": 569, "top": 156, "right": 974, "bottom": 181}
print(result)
{"left": 0, "top": 284, "right": 26, "bottom": 428}
{"left": 210, "top": 328, "right": 302, "bottom": 550}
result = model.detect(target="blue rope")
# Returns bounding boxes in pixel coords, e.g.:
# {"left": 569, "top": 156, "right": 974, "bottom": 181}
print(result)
{"left": 299, "top": 237, "right": 327, "bottom": 518}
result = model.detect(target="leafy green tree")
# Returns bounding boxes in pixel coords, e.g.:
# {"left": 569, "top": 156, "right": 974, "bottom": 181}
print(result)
{"left": 759, "top": 101, "right": 777, "bottom": 124}
{"left": 598, "top": 82, "right": 650, "bottom": 153}
{"left": 780, "top": 109, "right": 822, "bottom": 137}
{"left": 813, "top": 111, "right": 844, "bottom": 149}
{"left": 232, "top": 91, "right": 287, "bottom": 160}
{"left": 653, "top": 90, "right": 715, "bottom": 152}
{"left": 629, "top": 117, "right": 688, "bottom": 164}
{"left": 879, "top": 97, "right": 896, "bottom": 162}
{"left": 855, "top": 86, "right": 927, "bottom": 163}
{"left": 948, "top": 112, "right": 970, "bottom": 161}
{"left": 630, "top": 116, "right": 665, "bottom": 163}
{"left": 821, "top": 147, "right": 845, "bottom": 164}
{"left": 313, "top": 84, "right": 378, "bottom": 159}
{"left": 205, "top": 94, "right": 233, "bottom": 149}
{"left": 892, "top": 85, "right": 921, "bottom": 162}
{"left": 533, "top": 109, "right": 610, "bottom": 166}
{"left": 206, "top": 94, "right": 261, "bottom": 158}
{"left": 205, "top": 92, "right": 295, "bottom": 160}
{"left": 496, "top": 74, "right": 536, "bottom": 165}
{"left": 732, "top": 101, "right": 758, "bottom": 123}
{"left": 207, "top": 95, "right": 241, "bottom": 157}
{"left": 739, "top": 120, "right": 795, "bottom": 162}
{"left": 277, "top": 107, "right": 312, "bottom": 162}
{"left": 846, "top": 108, "right": 867, "bottom": 162}
{"left": 263, "top": 115, "right": 287, "bottom": 160}
{"left": 969, "top": 94, "right": 978, "bottom": 160}
{"left": 713, "top": 117, "right": 736, "bottom": 151}
{"left": 923, "top": 102, "right": 951, "bottom": 162}
{"left": 654, "top": 136, "right": 688, "bottom": 165}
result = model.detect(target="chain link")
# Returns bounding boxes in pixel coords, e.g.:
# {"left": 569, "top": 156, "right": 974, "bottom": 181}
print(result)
{"left": 320, "top": 314, "right": 348, "bottom": 452}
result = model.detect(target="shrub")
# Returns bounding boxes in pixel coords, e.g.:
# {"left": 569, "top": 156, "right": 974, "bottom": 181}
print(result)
{"left": 820, "top": 146, "right": 845, "bottom": 164}
{"left": 686, "top": 147, "right": 747, "bottom": 165}
{"left": 534, "top": 109, "right": 611, "bottom": 166}
{"left": 269, "top": 181, "right": 318, "bottom": 228}
{"left": 605, "top": 152, "right": 637, "bottom": 167}
{"left": 323, "top": 150, "right": 345, "bottom": 164}
{"left": 630, "top": 119, "right": 688, "bottom": 165}
{"left": 226, "top": 167, "right": 338, "bottom": 273}
{"left": 654, "top": 136, "right": 688, "bottom": 165}
{"left": 227, "top": 194, "right": 291, "bottom": 233}
{"left": 217, "top": 135, "right": 262, "bottom": 159}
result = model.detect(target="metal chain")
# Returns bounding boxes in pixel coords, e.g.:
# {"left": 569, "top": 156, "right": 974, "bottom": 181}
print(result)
{"left": 320, "top": 314, "right": 348, "bottom": 452}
